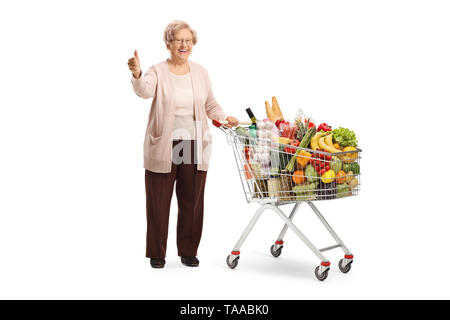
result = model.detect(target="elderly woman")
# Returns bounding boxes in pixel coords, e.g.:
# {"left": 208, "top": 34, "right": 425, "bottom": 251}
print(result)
{"left": 128, "top": 21, "right": 238, "bottom": 268}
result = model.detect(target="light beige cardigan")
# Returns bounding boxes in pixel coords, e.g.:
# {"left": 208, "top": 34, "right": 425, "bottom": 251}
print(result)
{"left": 131, "top": 60, "right": 228, "bottom": 173}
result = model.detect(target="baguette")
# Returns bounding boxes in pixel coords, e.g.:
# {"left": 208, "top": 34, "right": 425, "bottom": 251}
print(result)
{"left": 271, "top": 96, "right": 284, "bottom": 121}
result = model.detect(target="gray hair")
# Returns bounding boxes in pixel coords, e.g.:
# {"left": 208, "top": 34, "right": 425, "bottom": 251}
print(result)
{"left": 163, "top": 20, "right": 198, "bottom": 46}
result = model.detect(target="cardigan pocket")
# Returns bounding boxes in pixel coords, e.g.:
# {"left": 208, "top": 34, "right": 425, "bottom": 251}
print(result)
{"left": 144, "top": 133, "right": 162, "bottom": 150}
{"left": 144, "top": 133, "right": 163, "bottom": 161}
{"left": 147, "top": 134, "right": 162, "bottom": 145}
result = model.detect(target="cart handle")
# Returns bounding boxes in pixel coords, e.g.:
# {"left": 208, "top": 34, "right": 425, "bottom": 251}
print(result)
{"left": 212, "top": 119, "right": 252, "bottom": 128}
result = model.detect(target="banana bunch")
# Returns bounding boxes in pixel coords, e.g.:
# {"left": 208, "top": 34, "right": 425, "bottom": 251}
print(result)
{"left": 310, "top": 132, "right": 341, "bottom": 153}
{"left": 310, "top": 132, "right": 324, "bottom": 151}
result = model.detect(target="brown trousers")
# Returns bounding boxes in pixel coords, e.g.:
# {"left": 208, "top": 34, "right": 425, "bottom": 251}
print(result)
{"left": 144, "top": 140, "right": 207, "bottom": 259}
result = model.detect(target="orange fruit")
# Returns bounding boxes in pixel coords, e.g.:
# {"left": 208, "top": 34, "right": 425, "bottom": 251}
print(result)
{"left": 292, "top": 170, "right": 305, "bottom": 184}
{"left": 336, "top": 170, "right": 346, "bottom": 184}
{"left": 296, "top": 150, "right": 311, "bottom": 168}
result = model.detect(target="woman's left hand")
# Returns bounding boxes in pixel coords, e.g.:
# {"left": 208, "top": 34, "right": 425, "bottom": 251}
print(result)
{"left": 225, "top": 116, "right": 239, "bottom": 128}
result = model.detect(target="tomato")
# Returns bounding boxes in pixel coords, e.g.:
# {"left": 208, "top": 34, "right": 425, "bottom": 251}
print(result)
{"left": 325, "top": 165, "right": 330, "bottom": 171}
{"left": 320, "top": 161, "right": 325, "bottom": 168}
{"left": 284, "top": 146, "right": 295, "bottom": 154}
{"left": 284, "top": 139, "right": 300, "bottom": 154}
{"left": 320, "top": 168, "right": 326, "bottom": 175}
{"left": 326, "top": 155, "right": 332, "bottom": 161}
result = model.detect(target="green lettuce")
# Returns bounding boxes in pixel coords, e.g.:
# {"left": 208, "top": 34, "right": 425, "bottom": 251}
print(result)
{"left": 332, "top": 127, "right": 358, "bottom": 148}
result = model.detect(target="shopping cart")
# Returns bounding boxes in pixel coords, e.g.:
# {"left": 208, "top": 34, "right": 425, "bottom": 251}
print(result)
{"left": 212, "top": 119, "right": 361, "bottom": 281}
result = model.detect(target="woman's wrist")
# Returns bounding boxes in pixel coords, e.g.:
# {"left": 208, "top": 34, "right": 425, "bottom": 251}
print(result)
{"left": 133, "top": 70, "right": 142, "bottom": 79}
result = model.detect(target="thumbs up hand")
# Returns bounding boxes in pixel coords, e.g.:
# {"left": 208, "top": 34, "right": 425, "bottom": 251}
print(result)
{"left": 128, "top": 50, "right": 142, "bottom": 79}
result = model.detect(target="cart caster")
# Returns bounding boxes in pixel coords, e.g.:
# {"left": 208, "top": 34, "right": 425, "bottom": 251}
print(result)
{"left": 270, "top": 243, "right": 283, "bottom": 258}
{"left": 338, "top": 255, "right": 353, "bottom": 273}
{"left": 226, "top": 253, "right": 240, "bottom": 269}
{"left": 315, "top": 262, "right": 330, "bottom": 281}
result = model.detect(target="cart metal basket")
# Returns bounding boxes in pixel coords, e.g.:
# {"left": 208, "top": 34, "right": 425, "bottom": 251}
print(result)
{"left": 213, "top": 120, "right": 361, "bottom": 281}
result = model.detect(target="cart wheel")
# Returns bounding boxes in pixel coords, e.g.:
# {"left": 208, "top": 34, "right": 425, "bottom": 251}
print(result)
{"left": 314, "top": 266, "right": 329, "bottom": 281}
{"left": 338, "top": 259, "right": 352, "bottom": 273}
{"left": 270, "top": 244, "right": 283, "bottom": 258}
{"left": 226, "top": 255, "right": 239, "bottom": 269}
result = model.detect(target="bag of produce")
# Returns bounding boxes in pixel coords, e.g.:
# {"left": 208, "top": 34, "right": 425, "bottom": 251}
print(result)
{"left": 235, "top": 126, "right": 252, "bottom": 145}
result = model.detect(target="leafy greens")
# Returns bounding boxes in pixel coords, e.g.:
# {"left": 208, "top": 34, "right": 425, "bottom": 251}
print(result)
{"left": 332, "top": 127, "right": 358, "bottom": 148}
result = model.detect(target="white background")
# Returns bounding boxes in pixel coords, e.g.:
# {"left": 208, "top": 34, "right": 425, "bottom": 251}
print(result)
{"left": 0, "top": 0, "right": 449, "bottom": 299}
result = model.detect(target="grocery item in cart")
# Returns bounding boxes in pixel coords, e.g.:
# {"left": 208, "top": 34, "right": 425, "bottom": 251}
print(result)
{"left": 292, "top": 170, "right": 306, "bottom": 184}
{"left": 235, "top": 126, "right": 252, "bottom": 145}
{"left": 253, "top": 178, "right": 268, "bottom": 198}
{"left": 248, "top": 161, "right": 261, "bottom": 178}
{"left": 294, "top": 109, "right": 316, "bottom": 135}
{"left": 317, "top": 123, "right": 332, "bottom": 132}
{"left": 317, "top": 179, "right": 337, "bottom": 200}
{"left": 336, "top": 182, "right": 351, "bottom": 198}
{"left": 332, "top": 127, "right": 358, "bottom": 148}
{"left": 304, "top": 164, "right": 320, "bottom": 186}
{"left": 279, "top": 169, "right": 293, "bottom": 201}
{"left": 292, "top": 182, "right": 316, "bottom": 201}
{"left": 296, "top": 150, "right": 312, "bottom": 169}
{"left": 265, "top": 96, "right": 284, "bottom": 122}
{"left": 285, "top": 126, "right": 316, "bottom": 172}
{"left": 330, "top": 156, "right": 342, "bottom": 172}
{"left": 268, "top": 174, "right": 281, "bottom": 198}
{"left": 255, "top": 120, "right": 273, "bottom": 179}
{"left": 245, "top": 107, "right": 258, "bottom": 137}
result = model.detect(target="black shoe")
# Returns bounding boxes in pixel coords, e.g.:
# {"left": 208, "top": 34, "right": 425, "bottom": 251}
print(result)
{"left": 150, "top": 258, "right": 165, "bottom": 268}
{"left": 181, "top": 256, "right": 199, "bottom": 267}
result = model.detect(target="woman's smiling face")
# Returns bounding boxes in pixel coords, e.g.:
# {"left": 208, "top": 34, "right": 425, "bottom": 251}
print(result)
{"left": 168, "top": 28, "right": 194, "bottom": 62}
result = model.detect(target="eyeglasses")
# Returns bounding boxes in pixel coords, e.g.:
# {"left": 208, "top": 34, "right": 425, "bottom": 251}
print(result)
{"left": 172, "top": 39, "right": 193, "bottom": 46}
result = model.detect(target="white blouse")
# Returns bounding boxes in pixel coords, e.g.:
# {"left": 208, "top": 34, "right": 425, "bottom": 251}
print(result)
{"left": 171, "top": 72, "right": 195, "bottom": 140}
